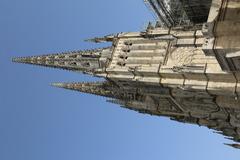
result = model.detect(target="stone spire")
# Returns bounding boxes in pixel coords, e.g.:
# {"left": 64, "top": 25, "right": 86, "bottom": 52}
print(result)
{"left": 51, "top": 81, "right": 118, "bottom": 98}
{"left": 12, "top": 47, "right": 112, "bottom": 75}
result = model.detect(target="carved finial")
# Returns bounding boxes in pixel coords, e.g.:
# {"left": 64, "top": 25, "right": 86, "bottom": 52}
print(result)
{"left": 85, "top": 34, "right": 115, "bottom": 43}
{"left": 85, "top": 37, "right": 107, "bottom": 43}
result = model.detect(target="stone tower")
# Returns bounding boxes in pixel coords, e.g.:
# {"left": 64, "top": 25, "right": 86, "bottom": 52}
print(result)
{"left": 13, "top": 0, "right": 240, "bottom": 149}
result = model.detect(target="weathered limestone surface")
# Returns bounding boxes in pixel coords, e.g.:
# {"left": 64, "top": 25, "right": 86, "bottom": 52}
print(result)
{"left": 13, "top": 0, "right": 240, "bottom": 149}
{"left": 203, "top": 0, "right": 240, "bottom": 72}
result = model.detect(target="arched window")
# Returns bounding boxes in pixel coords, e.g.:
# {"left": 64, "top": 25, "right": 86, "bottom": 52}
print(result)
{"left": 117, "top": 61, "right": 126, "bottom": 67}
{"left": 124, "top": 41, "right": 133, "bottom": 46}
{"left": 122, "top": 48, "right": 131, "bottom": 53}
{"left": 82, "top": 62, "right": 90, "bottom": 67}
{"left": 119, "top": 54, "right": 128, "bottom": 59}
{"left": 69, "top": 62, "right": 77, "bottom": 66}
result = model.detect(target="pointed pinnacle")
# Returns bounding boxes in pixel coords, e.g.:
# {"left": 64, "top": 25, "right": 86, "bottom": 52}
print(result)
{"left": 85, "top": 37, "right": 109, "bottom": 43}
{"left": 85, "top": 34, "right": 115, "bottom": 43}
{"left": 51, "top": 82, "right": 85, "bottom": 93}
{"left": 12, "top": 56, "right": 32, "bottom": 64}
{"left": 51, "top": 81, "right": 117, "bottom": 98}
{"left": 51, "top": 82, "right": 79, "bottom": 91}
{"left": 51, "top": 82, "right": 67, "bottom": 88}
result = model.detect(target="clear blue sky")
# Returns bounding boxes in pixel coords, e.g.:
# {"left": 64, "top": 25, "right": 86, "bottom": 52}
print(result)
{"left": 0, "top": 0, "right": 240, "bottom": 159}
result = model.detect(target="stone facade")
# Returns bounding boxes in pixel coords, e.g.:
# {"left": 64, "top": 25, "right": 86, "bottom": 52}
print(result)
{"left": 13, "top": 0, "right": 240, "bottom": 149}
